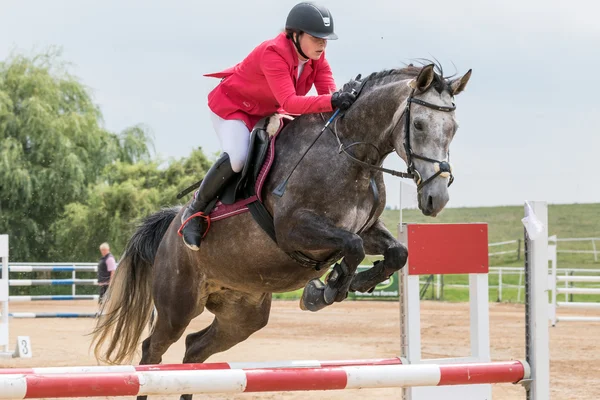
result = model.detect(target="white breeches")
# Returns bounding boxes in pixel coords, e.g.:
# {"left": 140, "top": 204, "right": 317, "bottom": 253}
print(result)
{"left": 210, "top": 111, "right": 250, "bottom": 173}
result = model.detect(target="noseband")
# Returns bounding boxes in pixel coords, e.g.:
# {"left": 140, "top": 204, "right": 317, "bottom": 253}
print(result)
{"left": 403, "top": 90, "right": 456, "bottom": 191}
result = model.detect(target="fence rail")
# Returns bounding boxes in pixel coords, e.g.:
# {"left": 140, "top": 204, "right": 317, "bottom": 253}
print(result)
{"left": 419, "top": 266, "right": 600, "bottom": 304}
{"left": 488, "top": 236, "right": 600, "bottom": 262}
{"left": 6, "top": 262, "right": 98, "bottom": 297}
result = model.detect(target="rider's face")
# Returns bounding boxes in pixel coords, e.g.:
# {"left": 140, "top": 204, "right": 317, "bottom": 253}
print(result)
{"left": 297, "top": 33, "right": 327, "bottom": 61}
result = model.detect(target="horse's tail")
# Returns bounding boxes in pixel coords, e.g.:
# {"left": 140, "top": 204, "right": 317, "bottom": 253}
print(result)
{"left": 90, "top": 206, "right": 180, "bottom": 365}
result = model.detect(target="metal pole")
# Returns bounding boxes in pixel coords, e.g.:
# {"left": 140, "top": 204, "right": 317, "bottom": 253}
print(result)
{"left": 0, "top": 236, "right": 9, "bottom": 353}
{"left": 498, "top": 268, "right": 503, "bottom": 302}
{"left": 524, "top": 201, "right": 550, "bottom": 400}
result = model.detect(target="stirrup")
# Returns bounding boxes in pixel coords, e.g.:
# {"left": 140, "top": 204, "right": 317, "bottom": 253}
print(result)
{"left": 177, "top": 211, "right": 211, "bottom": 238}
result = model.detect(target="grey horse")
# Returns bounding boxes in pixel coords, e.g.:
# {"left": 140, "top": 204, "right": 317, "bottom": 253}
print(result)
{"left": 91, "top": 62, "right": 472, "bottom": 400}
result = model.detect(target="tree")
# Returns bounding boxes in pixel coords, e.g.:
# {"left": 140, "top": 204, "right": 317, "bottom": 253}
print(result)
{"left": 0, "top": 48, "right": 152, "bottom": 261}
{"left": 51, "top": 148, "right": 212, "bottom": 261}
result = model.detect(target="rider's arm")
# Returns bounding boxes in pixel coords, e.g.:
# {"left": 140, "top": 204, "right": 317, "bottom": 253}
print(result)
{"left": 262, "top": 48, "right": 333, "bottom": 115}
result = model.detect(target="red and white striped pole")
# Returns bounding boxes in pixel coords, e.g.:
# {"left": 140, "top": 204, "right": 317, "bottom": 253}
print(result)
{"left": 0, "top": 361, "right": 529, "bottom": 399}
{"left": 0, "top": 356, "right": 402, "bottom": 375}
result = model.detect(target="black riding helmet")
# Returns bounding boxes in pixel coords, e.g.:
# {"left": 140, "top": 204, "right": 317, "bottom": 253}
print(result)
{"left": 285, "top": 1, "right": 338, "bottom": 40}
{"left": 285, "top": 2, "right": 338, "bottom": 59}
{"left": 285, "top": 2, "right": 338, "bottom": 40}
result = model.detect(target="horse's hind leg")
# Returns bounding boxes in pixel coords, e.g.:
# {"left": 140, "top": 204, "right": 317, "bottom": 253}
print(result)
{"left": 135, "top": 275, "right": 207, "bottom": 400}
{"left": 179, "top": 290, "right": 272, "bottom": 400}
{"left": 350, "top": 218, "right": 408, "bottom": 292}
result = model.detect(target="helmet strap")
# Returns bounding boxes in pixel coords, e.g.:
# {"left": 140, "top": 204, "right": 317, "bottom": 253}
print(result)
{"left": 292, "top": 32, "right": 310, "bottom": 61}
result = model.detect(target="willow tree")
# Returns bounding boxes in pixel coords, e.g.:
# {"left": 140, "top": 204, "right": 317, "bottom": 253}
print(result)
{"left": 0, "top": 49, "right": 151, "bottom": 261}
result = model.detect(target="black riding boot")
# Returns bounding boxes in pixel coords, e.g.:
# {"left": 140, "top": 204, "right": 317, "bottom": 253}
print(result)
{"left": 179, "top": 153, "right": 237, "bottom": 250}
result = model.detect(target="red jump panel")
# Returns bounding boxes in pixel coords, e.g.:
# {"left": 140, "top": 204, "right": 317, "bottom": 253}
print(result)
{"left": 406, "top": 223, "right": 489, "bottom": 275}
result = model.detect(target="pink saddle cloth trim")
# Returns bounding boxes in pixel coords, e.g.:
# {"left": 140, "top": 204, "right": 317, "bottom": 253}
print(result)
{"left": 208, "top": 117, "right": 285, "bottom": 222}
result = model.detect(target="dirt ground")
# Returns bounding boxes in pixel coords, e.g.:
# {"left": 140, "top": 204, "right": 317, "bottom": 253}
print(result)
{"left": 2, "top": 300, "right": 599, "bottom": 400}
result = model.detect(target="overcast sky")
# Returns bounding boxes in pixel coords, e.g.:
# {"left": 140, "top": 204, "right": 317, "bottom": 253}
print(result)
{"left": 1, "top": 0, "right": 598, "bottom": 208}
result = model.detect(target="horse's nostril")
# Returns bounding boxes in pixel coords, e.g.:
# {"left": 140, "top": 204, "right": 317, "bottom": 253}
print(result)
{"left": 427, "top": 195, "right": 434, "bottom": 210}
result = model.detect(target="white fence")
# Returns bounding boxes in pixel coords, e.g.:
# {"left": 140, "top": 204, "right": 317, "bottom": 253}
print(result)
{"left": 547, "top": 244, "right": 600, "bottom": 324}
{"left": 549, "top": 236, "right": 600, "bottom": 262}
{"left": 488, "top": 240, "right": 521, "bottom": 258}
{"left": 7, "top": 263, "right": 97, "bottom": 297}
{"left": 421, "top": 267, "right": 600, "bottom": 305}
{"left": 420, "top": 267, "right": 530, "bottom": 302}
{"left": 489, "top": 236, "right": 600, "bottom": 262}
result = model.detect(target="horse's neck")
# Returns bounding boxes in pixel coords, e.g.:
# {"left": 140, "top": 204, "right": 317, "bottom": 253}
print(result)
{"left": 337, "top": 81, "right": 409, "bottom": 162}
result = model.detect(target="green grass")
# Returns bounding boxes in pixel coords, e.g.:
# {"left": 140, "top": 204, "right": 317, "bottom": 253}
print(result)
{"left": 9, "top": 203, "right": 600, "bottom": 304}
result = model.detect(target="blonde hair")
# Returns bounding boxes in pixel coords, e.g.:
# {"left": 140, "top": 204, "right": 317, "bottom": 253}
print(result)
{"left": 99, "top": 242, "right": 110, "bottom": 251}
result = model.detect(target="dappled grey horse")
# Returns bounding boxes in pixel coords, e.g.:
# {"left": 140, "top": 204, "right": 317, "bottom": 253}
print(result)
{"left": 91, "top": 63, "right": 472, "bottom": 400}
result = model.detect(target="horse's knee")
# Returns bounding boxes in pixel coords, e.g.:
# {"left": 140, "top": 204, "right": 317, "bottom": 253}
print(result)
{"left": 344, "top": 235, "right": 365, "bottom": 266}
{"left": 386, "top": 244, "right": 408, "bottom": 272}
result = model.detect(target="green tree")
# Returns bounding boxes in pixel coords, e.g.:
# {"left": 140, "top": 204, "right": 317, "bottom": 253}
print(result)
{"left": 51, "top": 148, "right": 212, "bottom": 261}
{"left": 0, "top": 49, "right": 152, "bottom": 261}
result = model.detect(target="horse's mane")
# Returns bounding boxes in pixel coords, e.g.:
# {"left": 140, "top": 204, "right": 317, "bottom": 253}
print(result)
{"left": 343, "top": 58, "right": 455, "bottom": 95}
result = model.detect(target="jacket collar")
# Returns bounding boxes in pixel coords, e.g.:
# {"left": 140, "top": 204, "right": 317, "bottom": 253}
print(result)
{"left": 278, "top": 32, "right": 315, "bottom": 86}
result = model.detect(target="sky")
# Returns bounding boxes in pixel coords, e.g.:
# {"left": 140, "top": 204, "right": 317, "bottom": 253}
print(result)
{"left": 1, "top": 0, "right": 599, "bottom": 209}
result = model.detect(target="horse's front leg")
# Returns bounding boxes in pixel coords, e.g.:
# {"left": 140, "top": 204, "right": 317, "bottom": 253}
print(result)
{"left": 277, "top": 209, "right": 365, "bottom": 312}
{"left": 350, "top": 219, "right": 408, "bottom": 293}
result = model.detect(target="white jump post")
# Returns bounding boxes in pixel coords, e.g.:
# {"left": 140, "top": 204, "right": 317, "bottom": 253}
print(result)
{"left": 0, "top": 235, "right": 32, "bottom": 359}
{"left": 522, "top": 200, "right": 550, "bottom": 400}
{"left": 399, "top": 222, "right": 493, "bottom": 399}
{"left": 0, "top": 235, "right": 9, "bottom": 356}
{"left": 397, "top": 200, "right": 550, "bottom": 400}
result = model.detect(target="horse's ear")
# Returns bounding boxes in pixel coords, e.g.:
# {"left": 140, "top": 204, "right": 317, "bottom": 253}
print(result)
{"left": 450, "top": 69, "right": 472, "bottom": 96}
{"left": 410, "top": 64, "right": 435, "bottom": 91}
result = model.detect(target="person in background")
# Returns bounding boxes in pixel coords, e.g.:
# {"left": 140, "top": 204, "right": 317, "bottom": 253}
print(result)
{"left": 97, "top": 242, "right": 117, "bottom": 304}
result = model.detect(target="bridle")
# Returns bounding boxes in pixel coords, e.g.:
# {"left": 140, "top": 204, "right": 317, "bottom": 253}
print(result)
{"left": 272, "top": 75, "right": 457, "bottom": 199}
{"left": 330, "top": 82, "right": 456, "bottom": 192}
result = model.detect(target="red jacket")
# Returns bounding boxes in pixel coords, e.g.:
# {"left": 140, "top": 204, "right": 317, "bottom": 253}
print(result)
{"left": 204, "top": 32, "right": 337, "bottom": 129}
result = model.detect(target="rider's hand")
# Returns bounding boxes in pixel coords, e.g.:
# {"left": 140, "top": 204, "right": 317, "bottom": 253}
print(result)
{"left": 331, "top": 90, "right": 357, "bottom": 111}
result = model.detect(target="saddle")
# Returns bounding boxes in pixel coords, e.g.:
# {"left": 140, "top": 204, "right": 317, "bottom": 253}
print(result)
{"left": 203, "top": 114, "right": 289, "bottom": 241}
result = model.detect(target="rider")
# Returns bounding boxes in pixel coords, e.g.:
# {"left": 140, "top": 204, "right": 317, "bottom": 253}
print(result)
{"left": 179, "top": 1, "right": 357, "bottom": 250}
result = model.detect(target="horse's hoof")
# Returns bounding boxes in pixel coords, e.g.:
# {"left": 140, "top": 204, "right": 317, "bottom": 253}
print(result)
{"left": 300, "top": 279, "right": 336, "bottom": 312}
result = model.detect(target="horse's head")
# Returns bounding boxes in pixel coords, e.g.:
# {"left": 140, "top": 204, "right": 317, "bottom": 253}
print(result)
{"left": 388, "top": 64, "right": 472, "bottom": 216}
{"left": 325, "top": 63, "right": 471, "bottom": 217}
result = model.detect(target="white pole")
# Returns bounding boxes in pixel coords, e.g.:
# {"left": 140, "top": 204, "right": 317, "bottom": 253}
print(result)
{"left": 517, "top": 268, "right": 523, "bottom": 303}
{"left": 0, "top": 235, "right": 9, "bottom": 353}
{"left": 564, "top": 271, "right": 569, "bottom": 303}
{"left": 523, "top": 201, "right": 550, "bottom": 400}
{"left": 399, "top": 182, "right": 404, "bottom": 233}
{"left": 550, "top": 244, "right": 558, "bottom": 326}
{"left": 498, "top": 269, "right": 503, "bottom": 302}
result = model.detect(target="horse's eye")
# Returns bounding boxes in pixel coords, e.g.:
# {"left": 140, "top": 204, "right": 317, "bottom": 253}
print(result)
{"left": 414, "top": 120, "right": 424, "bottom": 130}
